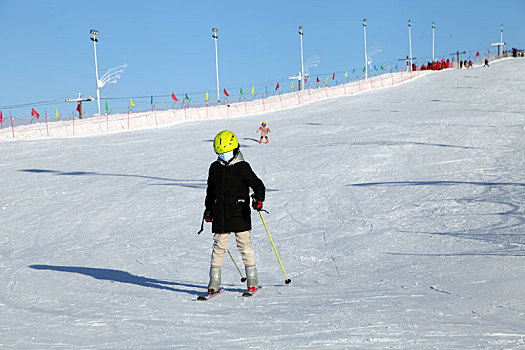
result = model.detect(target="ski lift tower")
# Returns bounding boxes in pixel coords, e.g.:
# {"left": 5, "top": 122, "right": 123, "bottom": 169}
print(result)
{"left": 449, "top": 50, "right": 466, "bottom": 68}
{"left": 288, "top": 72, "right": 308, "bottom": 90}
{"left": 491, "top": 24, "right": 506, "bottom": 58}
{"left": 491, "top": 42, "right": 506, "bottom": 57}
{"left": 65, "top": 93, "right": 94, "bottom": 119}
{"left": 399, "top": 55, "right": 416, "bottom": 71}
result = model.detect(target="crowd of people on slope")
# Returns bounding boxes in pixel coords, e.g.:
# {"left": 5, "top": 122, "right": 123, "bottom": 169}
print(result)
{"left": 419, "top": 59, "right": 451, "bottom": 71}
{"left": 417, "top": 57, "right": 492, "bottom": 71}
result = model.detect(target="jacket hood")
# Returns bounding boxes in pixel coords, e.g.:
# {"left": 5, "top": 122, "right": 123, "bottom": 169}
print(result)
{"left": 217, "top": 150, "right": 245, "bottom": 166}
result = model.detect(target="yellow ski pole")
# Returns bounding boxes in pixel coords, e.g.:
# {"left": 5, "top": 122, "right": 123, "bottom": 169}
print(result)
{"left": 259, "top": 211, "right": 291, "bottom": 284}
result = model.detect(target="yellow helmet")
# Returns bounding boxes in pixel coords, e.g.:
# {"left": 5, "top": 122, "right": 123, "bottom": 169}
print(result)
{"left": 214, "top": 130, "right": 239, "bottom": 154}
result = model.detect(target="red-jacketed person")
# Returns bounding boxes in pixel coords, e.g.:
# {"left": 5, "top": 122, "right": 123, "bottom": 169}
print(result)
{"left": 256, "top": 122, "right": 271, "bottom": 144}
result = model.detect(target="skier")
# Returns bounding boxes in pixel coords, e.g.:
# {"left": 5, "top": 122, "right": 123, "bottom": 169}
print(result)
{"left": 203, "top": 130, "right": 266, "bottom": 295}
{"left": 256, "top": 121, "right": 271, "bottom": 144}
{"left": 484, "top": 58, "right": 490, "bottom": 67}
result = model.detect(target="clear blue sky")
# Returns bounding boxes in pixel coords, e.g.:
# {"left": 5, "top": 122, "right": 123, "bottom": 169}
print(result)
{"left": 1, "top": 0, "right": 524, "bottom": 117}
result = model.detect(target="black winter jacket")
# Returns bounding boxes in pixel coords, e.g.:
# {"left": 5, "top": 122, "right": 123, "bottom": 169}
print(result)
{"left": 205, "top": 151, "right": 265, "bottom": 233}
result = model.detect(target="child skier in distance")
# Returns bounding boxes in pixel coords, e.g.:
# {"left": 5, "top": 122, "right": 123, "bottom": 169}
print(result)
{"left": 256, "top": 122, "right": 271, "bottom": 144}
{"left": 203, "top": 130, "right": 266, "bottom": 295}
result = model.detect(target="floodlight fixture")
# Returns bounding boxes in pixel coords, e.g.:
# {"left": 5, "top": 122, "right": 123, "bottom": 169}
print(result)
{"left": 408, "top": 19, "right": 413, "bottom": 70}
{"left": 212, "top": 27, "right": 220, "bottom": 104}
{"left": 363, "top": 19, "right": 368, "bottom": 79}
{"left": 432, "top": 22, "right": 435, "bottom": 61}
{"left": 298, "top": 26, "right": 305, "bottom": 89}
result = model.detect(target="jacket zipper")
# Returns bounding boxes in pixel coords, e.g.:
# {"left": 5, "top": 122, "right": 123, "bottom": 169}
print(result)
{"left": 220, "top": 165, "right": 227, "bottom": 233}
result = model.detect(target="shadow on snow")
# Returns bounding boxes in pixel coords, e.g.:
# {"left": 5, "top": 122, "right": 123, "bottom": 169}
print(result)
{"left": 19, "top": 169, "right": 207, "bottom": 189}
{"left": 29, "top": 264, "right": 209, "bottom": 296}
{"left": 347, "top": 180, "right": 525, "bottom": 187}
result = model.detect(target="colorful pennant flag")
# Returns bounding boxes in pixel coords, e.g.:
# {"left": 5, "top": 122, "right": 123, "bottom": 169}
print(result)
{"left": 374, "top": 65, "right": 378, "bottom": 71}
{"left": 76, "top": 103, "right": 81, "bottom": 112}
{"left": 305, "top": 77, "right": 307, "bottom": 85}
{"left": 171, "top": 92, "right": 178, "bottom": 101}
{"left": 291, "top": 81, "right": 294, "bottom": 90}
{"left": 251, "top": 86, "right": 255, "bottom": 94}
{"left": 380, "top": 66, "right": 385, "bottom": 71}
{"left": 275, "top": 83, "right": 280, "bottom": 90}
{"left": 150, "top": 96, "right": 153, "bottom": 105}
{"left": 352, "top": 68, "right": 356, "bottom": 74}
{"left": 206, "top": 91, "right": 209, "bottom": 101}
{"left": 55, "top": 108, "right": 59, "bottom": 120}
{"left": 316, "top": 76, "right": 320, "bottom": 83}
{"left": 185, "top": 94, "right": 190, "bottom": 100}
{"left": 31, "top": 108, "right": 40, "bottom": 119}
{"left": 325, "top": 76, "right": 329, "bottom": 84}
{"left": 332, "top": 73, "right": 335, "bottom": 80}
{"left": 240, "top": 88, "right": 244, "bottom": 95}
{"left": 105, "top": 101, "right": 108, "bottom": 112}
{"left": 129, "top": 98, "right": 135, "bottom": 107}
{"left": 345, "top": 72, "right": 348, "bottom": 78}
{"left": 362, "top": 67, "right": 366, "bottom": 72}
{"left": 223, "top": 89, "right": 229, "bottom": 97}
{"left": 388, "top": 65, "right": 391, "bottom": 71}
{"left": 475, "top": 51, "right": 480, "bottom": 57}
{"left": 265, "top": 86, "right": 268, "bottom": 95}
{"left": 0, "top": 110, "right": 3, "bottom": 123}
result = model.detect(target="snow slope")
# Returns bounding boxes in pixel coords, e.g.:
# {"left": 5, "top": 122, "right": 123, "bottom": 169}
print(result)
{"left": 1, "top": 58, "right": 524, "bottom": 349}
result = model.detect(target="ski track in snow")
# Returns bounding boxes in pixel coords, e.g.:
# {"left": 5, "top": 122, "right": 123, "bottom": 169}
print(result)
{"left": 1, "top": 58, "right": 525, "bottom": 348}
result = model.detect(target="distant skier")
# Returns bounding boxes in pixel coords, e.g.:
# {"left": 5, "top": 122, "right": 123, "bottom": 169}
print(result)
{"left": 256, "top": 122, "right": 271, "bottom": 144}
{"left": 203, "top": 130, "right": 266, "bottom": 296}
{"left": 484, "top": 58, "right": 490, "bottom": 67}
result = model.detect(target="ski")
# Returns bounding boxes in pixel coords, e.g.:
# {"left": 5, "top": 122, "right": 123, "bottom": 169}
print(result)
{"left": 197, "top": 289, "right": 224, "bottom": 301}
{"left": 242, "top": 287, "right": 262, "bottom": 297}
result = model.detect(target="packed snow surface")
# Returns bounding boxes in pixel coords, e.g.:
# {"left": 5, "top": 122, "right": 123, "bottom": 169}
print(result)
{"left": 1, "top": 59, "right": 524, "bottom": 349}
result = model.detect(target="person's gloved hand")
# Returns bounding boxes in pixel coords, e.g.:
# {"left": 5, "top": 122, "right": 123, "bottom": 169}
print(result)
{"left": 203, "top": 210, "right": 213, "bottom": 222}
{"left": 251, "top": 197, "right": 263, "bottom": 211}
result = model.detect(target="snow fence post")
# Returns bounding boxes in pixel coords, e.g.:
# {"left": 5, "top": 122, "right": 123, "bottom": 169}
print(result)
{"left": 10, "top": 112, "right": 15, "bottom": 138}
{"left": 45, "top": 110, "right": 49, "bottom": 137}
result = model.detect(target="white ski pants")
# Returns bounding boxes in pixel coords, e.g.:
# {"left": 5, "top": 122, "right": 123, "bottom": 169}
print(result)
{"left": 211, "top": 231, "right": 256, "bottom": 268}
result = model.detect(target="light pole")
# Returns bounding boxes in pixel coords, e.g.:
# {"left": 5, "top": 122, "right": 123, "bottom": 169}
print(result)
{"left": 432, "top": 22, "right": 435, "bottom": 62}
{"left": 363, "top": 19, "right": 368, "bottom": 79}
{"left": 408, "top": 20, "right": 413, "bottom": 71}
{"left": 90, "top": 29, "right": 101, "bottom": 116}
{"left": 212, "top": 28, "right": 220, "bottom": 105}
{"left": 298, "top": 26, "right": 304, "bottom": 90}
{"left": 500, "top": 24, "right": 503, "bottom": 45}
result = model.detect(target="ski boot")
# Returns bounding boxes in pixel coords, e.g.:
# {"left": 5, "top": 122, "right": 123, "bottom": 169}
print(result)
{"left": 245, "top": 266, "right": 258, "bottom": 292}
{"left": 207, "top": 267, "right": 221, "bottom": 295}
